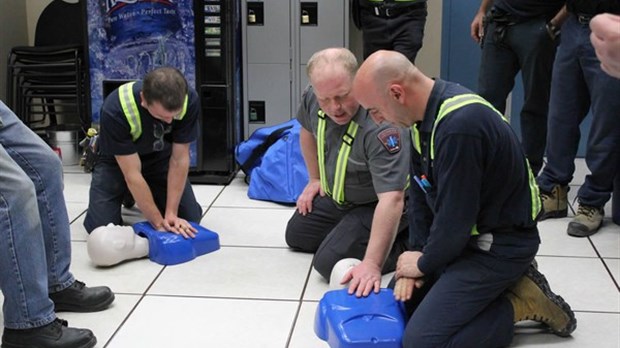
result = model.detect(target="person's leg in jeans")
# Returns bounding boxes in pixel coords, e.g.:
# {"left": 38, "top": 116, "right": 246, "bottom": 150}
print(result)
{"left": 477, "top": 20, "right": 519, "bottom": 115}
{"left": 391, "top": 5, "right": 427, "bottom": 63}
{"left": 0, "top": 102, "right": 74, "bottom": 292}
{"left": 0, "top": 101, "right": 96, "bottom": 347}
{"left": 566, "top": 21, "right": 620, "bottom": 236}
{"left": 84, "top": 159, "right": 127, "bottom": 233}
{"left": 513, "top": 17, "right": 558, "bottom": 176}
{"left": 0, "top": 143, "right": 56, "bottom": 329}
{"left": 576, "top": 32, "right": 620, "bottom": 208}
{"left": 537, "top": 16, "right": 591, "bottom": 193}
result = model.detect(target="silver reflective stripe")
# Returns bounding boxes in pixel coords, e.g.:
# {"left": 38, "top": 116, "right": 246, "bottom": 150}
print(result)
{"left": 118, "top": 82, "right": 142, "bottom": 141}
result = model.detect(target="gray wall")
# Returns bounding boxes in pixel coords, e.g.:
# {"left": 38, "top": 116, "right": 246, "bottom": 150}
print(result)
{"left": 0, "top": 1, "right": 29, "bottom": 102}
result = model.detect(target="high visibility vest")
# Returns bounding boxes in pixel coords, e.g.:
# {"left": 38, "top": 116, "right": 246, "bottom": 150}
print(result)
{"left": 317, "top": 109, "right": 359, "bottom": 205}
{"left": 410, "top": 93, "right": 541, "bottom": 234}
{"left": 118, "top": 82, "right": 189, "bottom": 141}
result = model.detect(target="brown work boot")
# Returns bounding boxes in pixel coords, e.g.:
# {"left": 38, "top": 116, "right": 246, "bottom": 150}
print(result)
{"left": 507, "top": 265, "right": 577, "bottom": 337}
{"left": 567, "top": 204, "right": 604, "bottom": 237}
{"left": 539, "top": 185, "right": 568, "bottom": 220}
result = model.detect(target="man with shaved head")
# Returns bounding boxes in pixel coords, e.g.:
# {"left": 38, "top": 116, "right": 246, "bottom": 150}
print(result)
{"left": 285, "top": 48, "right": 411, "bottom": 297}
{"left": 352, "top": 50, "right": 576, "bottom": 347}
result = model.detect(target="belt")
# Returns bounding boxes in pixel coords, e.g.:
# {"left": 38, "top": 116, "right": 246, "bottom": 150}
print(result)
{"left": 576, "top": 13, "right": 592, "bottom": 24}
{"left": 365, "top": 2, "right": 426, "bottom": 18}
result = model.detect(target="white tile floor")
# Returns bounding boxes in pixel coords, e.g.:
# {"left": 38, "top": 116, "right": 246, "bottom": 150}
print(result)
{"left": 1, "top": 159, "right": 619, "bottom": 347}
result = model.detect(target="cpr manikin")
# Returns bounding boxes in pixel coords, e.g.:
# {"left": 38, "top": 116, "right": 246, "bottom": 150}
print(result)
{"left": 88, "top": 224, "right": 149, "bottom": 266}
{"left": 329, "top": 258, "right": 362, "bottom": 289}
{"left": 87, "top": 221, "right": 220, "bottom": 266}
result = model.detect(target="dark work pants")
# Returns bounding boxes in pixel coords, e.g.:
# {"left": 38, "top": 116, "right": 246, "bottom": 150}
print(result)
{"left": 399, "top": 231, "right": 539, "bottom": 348}
{"left": 537, "top": 15, "right": 620, "bottom": 207}
{"left": 360, "top": 4, "right": 427, "bottom": 63}
{"left": 285, "top": 194, "right": 409, "bottom": 279}
{"left": 478, "top": 15, "right": 558, "bottom": 175}
{"left": 84, "top": 151, "right": 203, "bottom": 233}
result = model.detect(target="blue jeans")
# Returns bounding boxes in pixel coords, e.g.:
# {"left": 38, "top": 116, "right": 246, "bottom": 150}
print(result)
{"left": 537, "top": 15, "right": 620, "bottom": 207}
{"left": 478, "top": 13, "right": 558, "bottom": 175}
{"left": 0, "top": 101, "right": 75, "bottom": 329}
{"left": 84, "top": 151, "right": 203, "bottom": 233}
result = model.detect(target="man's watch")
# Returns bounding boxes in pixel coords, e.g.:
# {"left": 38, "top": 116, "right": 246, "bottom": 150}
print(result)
{"left": 546, "top": 22, "right": 560, "bottom": 40}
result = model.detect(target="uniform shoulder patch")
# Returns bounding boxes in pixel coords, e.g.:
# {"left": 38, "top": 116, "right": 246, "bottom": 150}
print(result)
{"left": 377, "top": 128, "right": 401, "bottom": 154}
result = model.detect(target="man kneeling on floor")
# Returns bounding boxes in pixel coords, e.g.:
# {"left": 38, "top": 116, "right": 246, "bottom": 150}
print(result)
{"left": 352, "top": 50, "right": 577, "bottom": 347}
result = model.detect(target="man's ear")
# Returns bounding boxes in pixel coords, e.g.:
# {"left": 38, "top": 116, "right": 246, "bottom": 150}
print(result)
{"left": 139, "top": 91, "right": 146, "bottom": 108}
{"left": 389, "top": 84, "right": 404, "bottom": 103}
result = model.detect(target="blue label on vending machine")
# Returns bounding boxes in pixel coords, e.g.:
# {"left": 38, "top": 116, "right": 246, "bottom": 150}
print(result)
{"left": 105, "top": 0, "right": 182, "bottom": 45}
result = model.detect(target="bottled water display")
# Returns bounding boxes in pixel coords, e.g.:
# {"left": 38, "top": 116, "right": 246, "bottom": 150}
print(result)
{"left": 87, "top": 0, "right": 196, "bottom": 123}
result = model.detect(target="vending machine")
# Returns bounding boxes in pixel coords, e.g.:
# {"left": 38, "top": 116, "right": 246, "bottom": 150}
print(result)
{"left": 191, "top": 0, "right": 243, "bottom": 184}
{"left": 86, "top": 0, "right": 242, "bottom": 184}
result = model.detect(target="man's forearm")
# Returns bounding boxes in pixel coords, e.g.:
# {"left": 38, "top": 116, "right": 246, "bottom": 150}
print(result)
{"left": 166, "top": 151, "right": 190, "bottom": 217}
{"left": 363, "top": 191, "right": 405, "bottom": 268}
{"left": 126, "top": 174, "right": 164, "bottom": 228}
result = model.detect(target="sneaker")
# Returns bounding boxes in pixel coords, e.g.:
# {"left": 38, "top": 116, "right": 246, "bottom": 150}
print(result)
{"left": 567, "top": 204, "right": 604, "bottom": 237}
{"left": 539, "top": 185, "right": 568, "bottom": 220}
{"left": 49, "top": 280, "right": 115, "bottom": 313}
{"left": 1, "top": 318, "right": 96, "bottom": 348}
{"left": 507, "top": 265, "right": 577, "bottom": 337}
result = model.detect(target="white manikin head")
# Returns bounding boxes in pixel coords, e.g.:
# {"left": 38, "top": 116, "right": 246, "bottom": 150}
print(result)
{"left": 329, "top": 258, "right": 362, "bottom": 289}
{"left": 87, "top": 223, "right": 149, "bottom": 266}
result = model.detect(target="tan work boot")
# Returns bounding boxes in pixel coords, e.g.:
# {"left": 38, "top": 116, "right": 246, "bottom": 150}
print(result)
{"left": 567, "top": 204, "right": 604, "bottom": 237}
{"left": 507, "top": 265, "right": 577, "bottom": 337}
{"left": 539, "top": 185, "right": 568, "bottom": 220}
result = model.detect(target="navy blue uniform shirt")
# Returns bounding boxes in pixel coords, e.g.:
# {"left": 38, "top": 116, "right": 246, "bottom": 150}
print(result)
{"left": 567, "top": 0, "right": 620, "bottom": 15}
{"left": 494, "top": 0, "right": 565, "bottom": 20}
{"left": 98, "top": 81, "right": 199, "bottom": 161}
{"left": 410, "top": 79, "right": 540, "bottom": 275}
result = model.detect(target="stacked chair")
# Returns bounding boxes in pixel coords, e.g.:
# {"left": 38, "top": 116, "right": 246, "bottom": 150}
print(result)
{"left": 5, "top": 0, "right": 90, "bottom": 136}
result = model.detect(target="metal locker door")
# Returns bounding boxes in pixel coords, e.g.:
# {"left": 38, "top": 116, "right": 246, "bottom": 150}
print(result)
{"left": 246, "top": 63, "right": 293, "bottom": 134}
{"left": 246, "top": 0, "right": 290, "bottom": 64}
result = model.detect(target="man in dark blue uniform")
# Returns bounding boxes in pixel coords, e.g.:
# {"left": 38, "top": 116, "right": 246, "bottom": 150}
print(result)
{"left": 84, "top": 67, "right": 202, "bottom": 237}
{"left": 471, "top": 0, "right": 567, "bottom": 175}
{"left": 353, "top": 50, "right": 577, "bottom": 347}
{"left": 536, "top": 0, "right": 620, "bottom": 237}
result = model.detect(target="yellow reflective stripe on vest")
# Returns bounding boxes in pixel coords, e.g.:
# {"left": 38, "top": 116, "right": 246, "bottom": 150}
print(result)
{"left": 410, "top": 124, "right": 421, "bottom": 154}
{"left": 525, "top": 159, "right": 542, "bottom": 220}
{"left": 317, "top": 110, "right": 330, "bottom": 196}
{"left": 432, "top": 94, "right": 504, "bottom": 161}
{"left": 118, "top": 82, "right": 142, "bottom": 141}
{"left": 317, "top": 110, "right": 359, "bottom": 205}
{"left": 173, "top": 94, "right": 189, "bottom": 121}
{"left": 333, "top": 121, "right": 359, "bottom": 204}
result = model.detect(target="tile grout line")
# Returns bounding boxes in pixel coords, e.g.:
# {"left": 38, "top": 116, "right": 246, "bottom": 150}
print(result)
{"left": 587, "top": 236, "right": 620, "bottom": 292}
{"left": 285, "top": 261, "right": 315, "bottom": 348}
{"left": 103, "top": 266, "right": 168, "bottom": 347}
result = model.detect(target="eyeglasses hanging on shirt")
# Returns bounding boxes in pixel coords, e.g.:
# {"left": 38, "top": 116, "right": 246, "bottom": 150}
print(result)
{"left": 152, "top": 122, "right": 172, "bottom": 152}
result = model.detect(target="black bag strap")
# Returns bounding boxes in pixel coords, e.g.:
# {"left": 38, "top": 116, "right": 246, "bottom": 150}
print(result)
{"left": 240, "top": 125, "right": 294, "bottom": 177}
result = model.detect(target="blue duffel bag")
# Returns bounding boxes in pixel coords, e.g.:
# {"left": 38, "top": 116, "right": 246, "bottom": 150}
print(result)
{"left": 235, "top": 119, "right": 308, "bottom": 204}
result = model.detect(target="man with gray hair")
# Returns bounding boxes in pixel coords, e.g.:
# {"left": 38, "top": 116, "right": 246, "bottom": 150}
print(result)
{"left": 285, "top": 48, "right": 411, "bottom": 297}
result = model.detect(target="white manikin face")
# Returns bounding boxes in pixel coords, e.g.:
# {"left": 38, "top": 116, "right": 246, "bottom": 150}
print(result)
{"left": 87, "top": 223, "right": 149, "bottom": 266}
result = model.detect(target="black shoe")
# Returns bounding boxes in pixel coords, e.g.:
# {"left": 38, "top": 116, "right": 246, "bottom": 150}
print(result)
{"left": 49, "top": 280, "right": 115, "bottom": 313}
{"left": 2, "top": 318, "right": 96, "bottom": 348}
